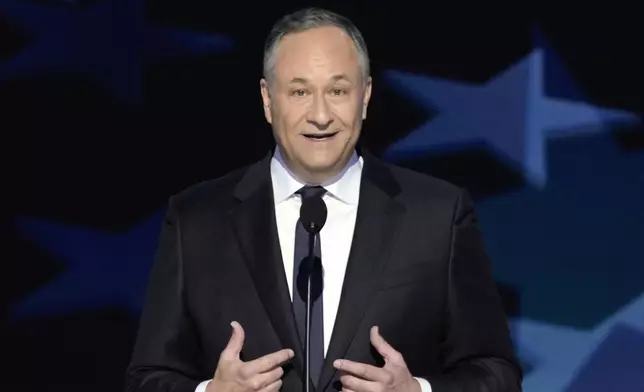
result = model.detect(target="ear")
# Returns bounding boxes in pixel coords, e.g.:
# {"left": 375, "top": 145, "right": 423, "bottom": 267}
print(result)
{"left": 260, "top": 78, "right": 272, "bottom": 124}
{"left": 362, "top": 76, "right": 372, "bottom": 120}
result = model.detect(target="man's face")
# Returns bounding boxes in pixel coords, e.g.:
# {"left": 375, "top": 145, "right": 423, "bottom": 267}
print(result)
{"left": 260, "top": 26, "right": 372, "bottom": 183}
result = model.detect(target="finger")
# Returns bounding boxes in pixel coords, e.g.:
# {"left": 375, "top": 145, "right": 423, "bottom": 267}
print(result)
{"left": 370, "top": 326, "right": 402, "bottom": 363}
{"left": 220, "top": 321, "right": 245, "bottom": 361}
{"left": 258, "top": 379, "right": 282, "bottom": 392}
{"left": 333, "top": 359, "right": 390, "bottom": 383}
{"left": 242, "top": 365, "right": 284, "bottom": 389}
{"left": 249, "top": 367, "right": 284, "bottom": 390}
{"left": 340, "top": 374, "right": 378, "bottom": 392}
{"left": 242, "top": 348, "right": 294, "bottom": 375}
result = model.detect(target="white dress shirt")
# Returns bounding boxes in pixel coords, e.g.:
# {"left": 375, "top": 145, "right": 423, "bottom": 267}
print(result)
{"left": 196, "top": 149, "right": 431, "bottom": 392}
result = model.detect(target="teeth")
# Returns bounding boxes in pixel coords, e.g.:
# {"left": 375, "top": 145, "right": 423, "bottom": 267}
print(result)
{"left": 304, "top": 132, "right": 336, "bottom": 139}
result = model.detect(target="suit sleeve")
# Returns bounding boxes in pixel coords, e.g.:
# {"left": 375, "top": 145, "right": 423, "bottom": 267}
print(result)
{"left": 125, "top": 197, "right": 205, "bottom": 392}
{"left": 425, "top": 189, "right": 523, "bottom": 392}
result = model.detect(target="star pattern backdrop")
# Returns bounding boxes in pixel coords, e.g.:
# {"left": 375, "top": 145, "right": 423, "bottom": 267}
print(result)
{"left": 1, "top": 1, "right": 642, "bottom": 391}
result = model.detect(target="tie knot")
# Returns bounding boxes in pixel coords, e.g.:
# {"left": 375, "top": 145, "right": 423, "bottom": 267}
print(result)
{"left": 297, "top": 185, "right": 326, "bottom": 200}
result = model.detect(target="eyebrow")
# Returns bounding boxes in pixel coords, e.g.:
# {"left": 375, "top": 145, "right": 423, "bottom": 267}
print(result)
{"left": 288, "top": 74, "right": 354, "bottom": 84}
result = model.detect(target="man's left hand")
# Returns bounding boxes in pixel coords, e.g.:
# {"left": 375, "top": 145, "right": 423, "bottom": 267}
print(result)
{"left": 333, "top": 326, "right": 421, "bottom": 392}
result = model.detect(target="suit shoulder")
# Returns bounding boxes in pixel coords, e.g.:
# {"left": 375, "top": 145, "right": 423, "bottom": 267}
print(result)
{"left": 168, "top": 164, "right": 249, "bottom": 214}
{"left": 385, "top": 162, "right": 464, "bottom": 202}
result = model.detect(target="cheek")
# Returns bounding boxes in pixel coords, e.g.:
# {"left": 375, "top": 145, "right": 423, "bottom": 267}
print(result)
{"left": 333, "top": 101, "right": 362, "bottom": 127}
{"left": 272, "top": 106, "right": 302, "bottom": 135}
{"left": 280, "top": 110, "right": 306, "bottom": 134}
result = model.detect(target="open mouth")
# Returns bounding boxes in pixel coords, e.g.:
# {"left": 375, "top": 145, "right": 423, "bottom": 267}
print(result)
{"left": 303, "top": 131, "right": 339, "bottom": 141}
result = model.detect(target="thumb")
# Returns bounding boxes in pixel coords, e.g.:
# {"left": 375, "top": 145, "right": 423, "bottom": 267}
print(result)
{"left": 370, "top": 326, "right": 400, "bottom": 363}
{"left": 221, "top": 321, "right": 245, "bottom": 361}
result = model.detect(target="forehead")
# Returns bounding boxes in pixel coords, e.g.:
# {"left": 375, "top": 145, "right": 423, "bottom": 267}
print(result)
{"left": 272, "top": 26, "right": 361, "bottom": 81}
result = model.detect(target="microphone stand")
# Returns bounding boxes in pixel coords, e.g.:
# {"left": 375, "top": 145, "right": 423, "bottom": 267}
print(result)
{"left": 299, "top": 194, "right": 327, "bottom": 392}
{"left": 304, "top": 223, "right": 316, "bottom": 392}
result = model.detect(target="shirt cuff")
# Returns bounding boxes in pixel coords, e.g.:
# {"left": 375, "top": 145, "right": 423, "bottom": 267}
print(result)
{"left": 414, "top": 377, "right": 432, "bottom": 392}
{"left": 195, "top": 380, "right": 211, "bottom": 392}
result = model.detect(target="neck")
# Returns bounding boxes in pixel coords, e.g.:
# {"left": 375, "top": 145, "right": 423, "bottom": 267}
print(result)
{"left": 274, "top": 148, "right": 357, "bottom": 186}
{"left": 297, "top": 169, "right": 343, "bottom": 186}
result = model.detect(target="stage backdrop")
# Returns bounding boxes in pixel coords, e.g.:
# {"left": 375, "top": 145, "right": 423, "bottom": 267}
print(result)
{"left": 1, "top": 1, "right": 642, "bottom": 391}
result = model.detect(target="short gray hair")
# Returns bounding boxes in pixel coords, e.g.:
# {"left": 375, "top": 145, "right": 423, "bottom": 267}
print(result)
{"left": 263, "top": 7, "right": 370, "bottom": 85}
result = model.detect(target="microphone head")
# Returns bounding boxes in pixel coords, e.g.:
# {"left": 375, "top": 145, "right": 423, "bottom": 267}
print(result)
{"left": 299, "top": 194, "right": 327, "bottom": 234}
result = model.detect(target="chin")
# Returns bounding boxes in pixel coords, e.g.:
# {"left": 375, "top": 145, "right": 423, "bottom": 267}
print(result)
{"left": 302, "top": 160, "right": 337, "bottom": 173}
{"left": 305, "top": 151, "right": 344, "bottom": 166}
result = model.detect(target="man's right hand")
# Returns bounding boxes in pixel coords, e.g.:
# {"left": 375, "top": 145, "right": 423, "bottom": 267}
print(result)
{"left": 206, "top": 321, "right": 295, "bottom": 392}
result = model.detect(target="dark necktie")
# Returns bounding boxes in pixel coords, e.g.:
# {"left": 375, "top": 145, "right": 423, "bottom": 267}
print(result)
{"left": 293, "top": 185, "right": 326, "bottom": 388}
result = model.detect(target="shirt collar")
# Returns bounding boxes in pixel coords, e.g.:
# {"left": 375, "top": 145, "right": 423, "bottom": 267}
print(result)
{"left": 270, "top": 147, "right": 362, "bottom": 205}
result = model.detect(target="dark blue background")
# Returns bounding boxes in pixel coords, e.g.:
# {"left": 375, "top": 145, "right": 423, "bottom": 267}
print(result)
{"left": 2, "top": 1, "right": 642, "bottom": 391}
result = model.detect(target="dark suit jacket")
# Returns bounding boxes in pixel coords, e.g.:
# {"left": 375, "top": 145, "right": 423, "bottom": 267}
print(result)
{"left": 125, "top": 150, "right": 522, "bottom": 392}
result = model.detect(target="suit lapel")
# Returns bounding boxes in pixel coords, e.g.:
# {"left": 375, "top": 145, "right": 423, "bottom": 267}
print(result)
{"left": 318, "top": 153, "right": 406, "bottom": 391}
{"left": 228, "top": 153, "right": 305, "bottom": 376}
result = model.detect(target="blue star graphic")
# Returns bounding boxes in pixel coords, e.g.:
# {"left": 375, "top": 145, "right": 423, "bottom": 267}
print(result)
{"left": 566, "top": 324, "right": 644, "bottom": 392}
{"left": 382, "top": 46, "right": 641, "bottom": 189}
{"left": 511, "top": 291, "right": 644, "bottom": 392}
{"left": 0, "top": 0, "right": 233, "bottom": 105}
{"left": 476, "top": 132, "right": 644, "bottom": 328}
{"left": 11, "top": 209, "right": 166, "bottom": 319}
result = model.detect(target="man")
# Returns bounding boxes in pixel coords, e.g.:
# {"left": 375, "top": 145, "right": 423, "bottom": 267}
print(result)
{"left": 126, "top": 7, "right": 522, "bottom": 392}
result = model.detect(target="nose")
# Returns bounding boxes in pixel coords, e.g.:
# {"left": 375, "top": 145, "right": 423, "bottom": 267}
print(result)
{"left": 306, "top": 93, "right": 333, "bottom": 130}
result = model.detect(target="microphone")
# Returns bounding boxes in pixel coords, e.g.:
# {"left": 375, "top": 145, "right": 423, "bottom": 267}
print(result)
{"left": 298, "top": 193, "right": 327, "bottom": 392}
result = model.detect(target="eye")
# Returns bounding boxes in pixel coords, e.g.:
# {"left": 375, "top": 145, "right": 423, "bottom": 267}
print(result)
{"left": 331, "top": 88, "right": 347, "bottom": 96}
{"left": 291, "top": 89, "right": 307, "bottom": 97}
